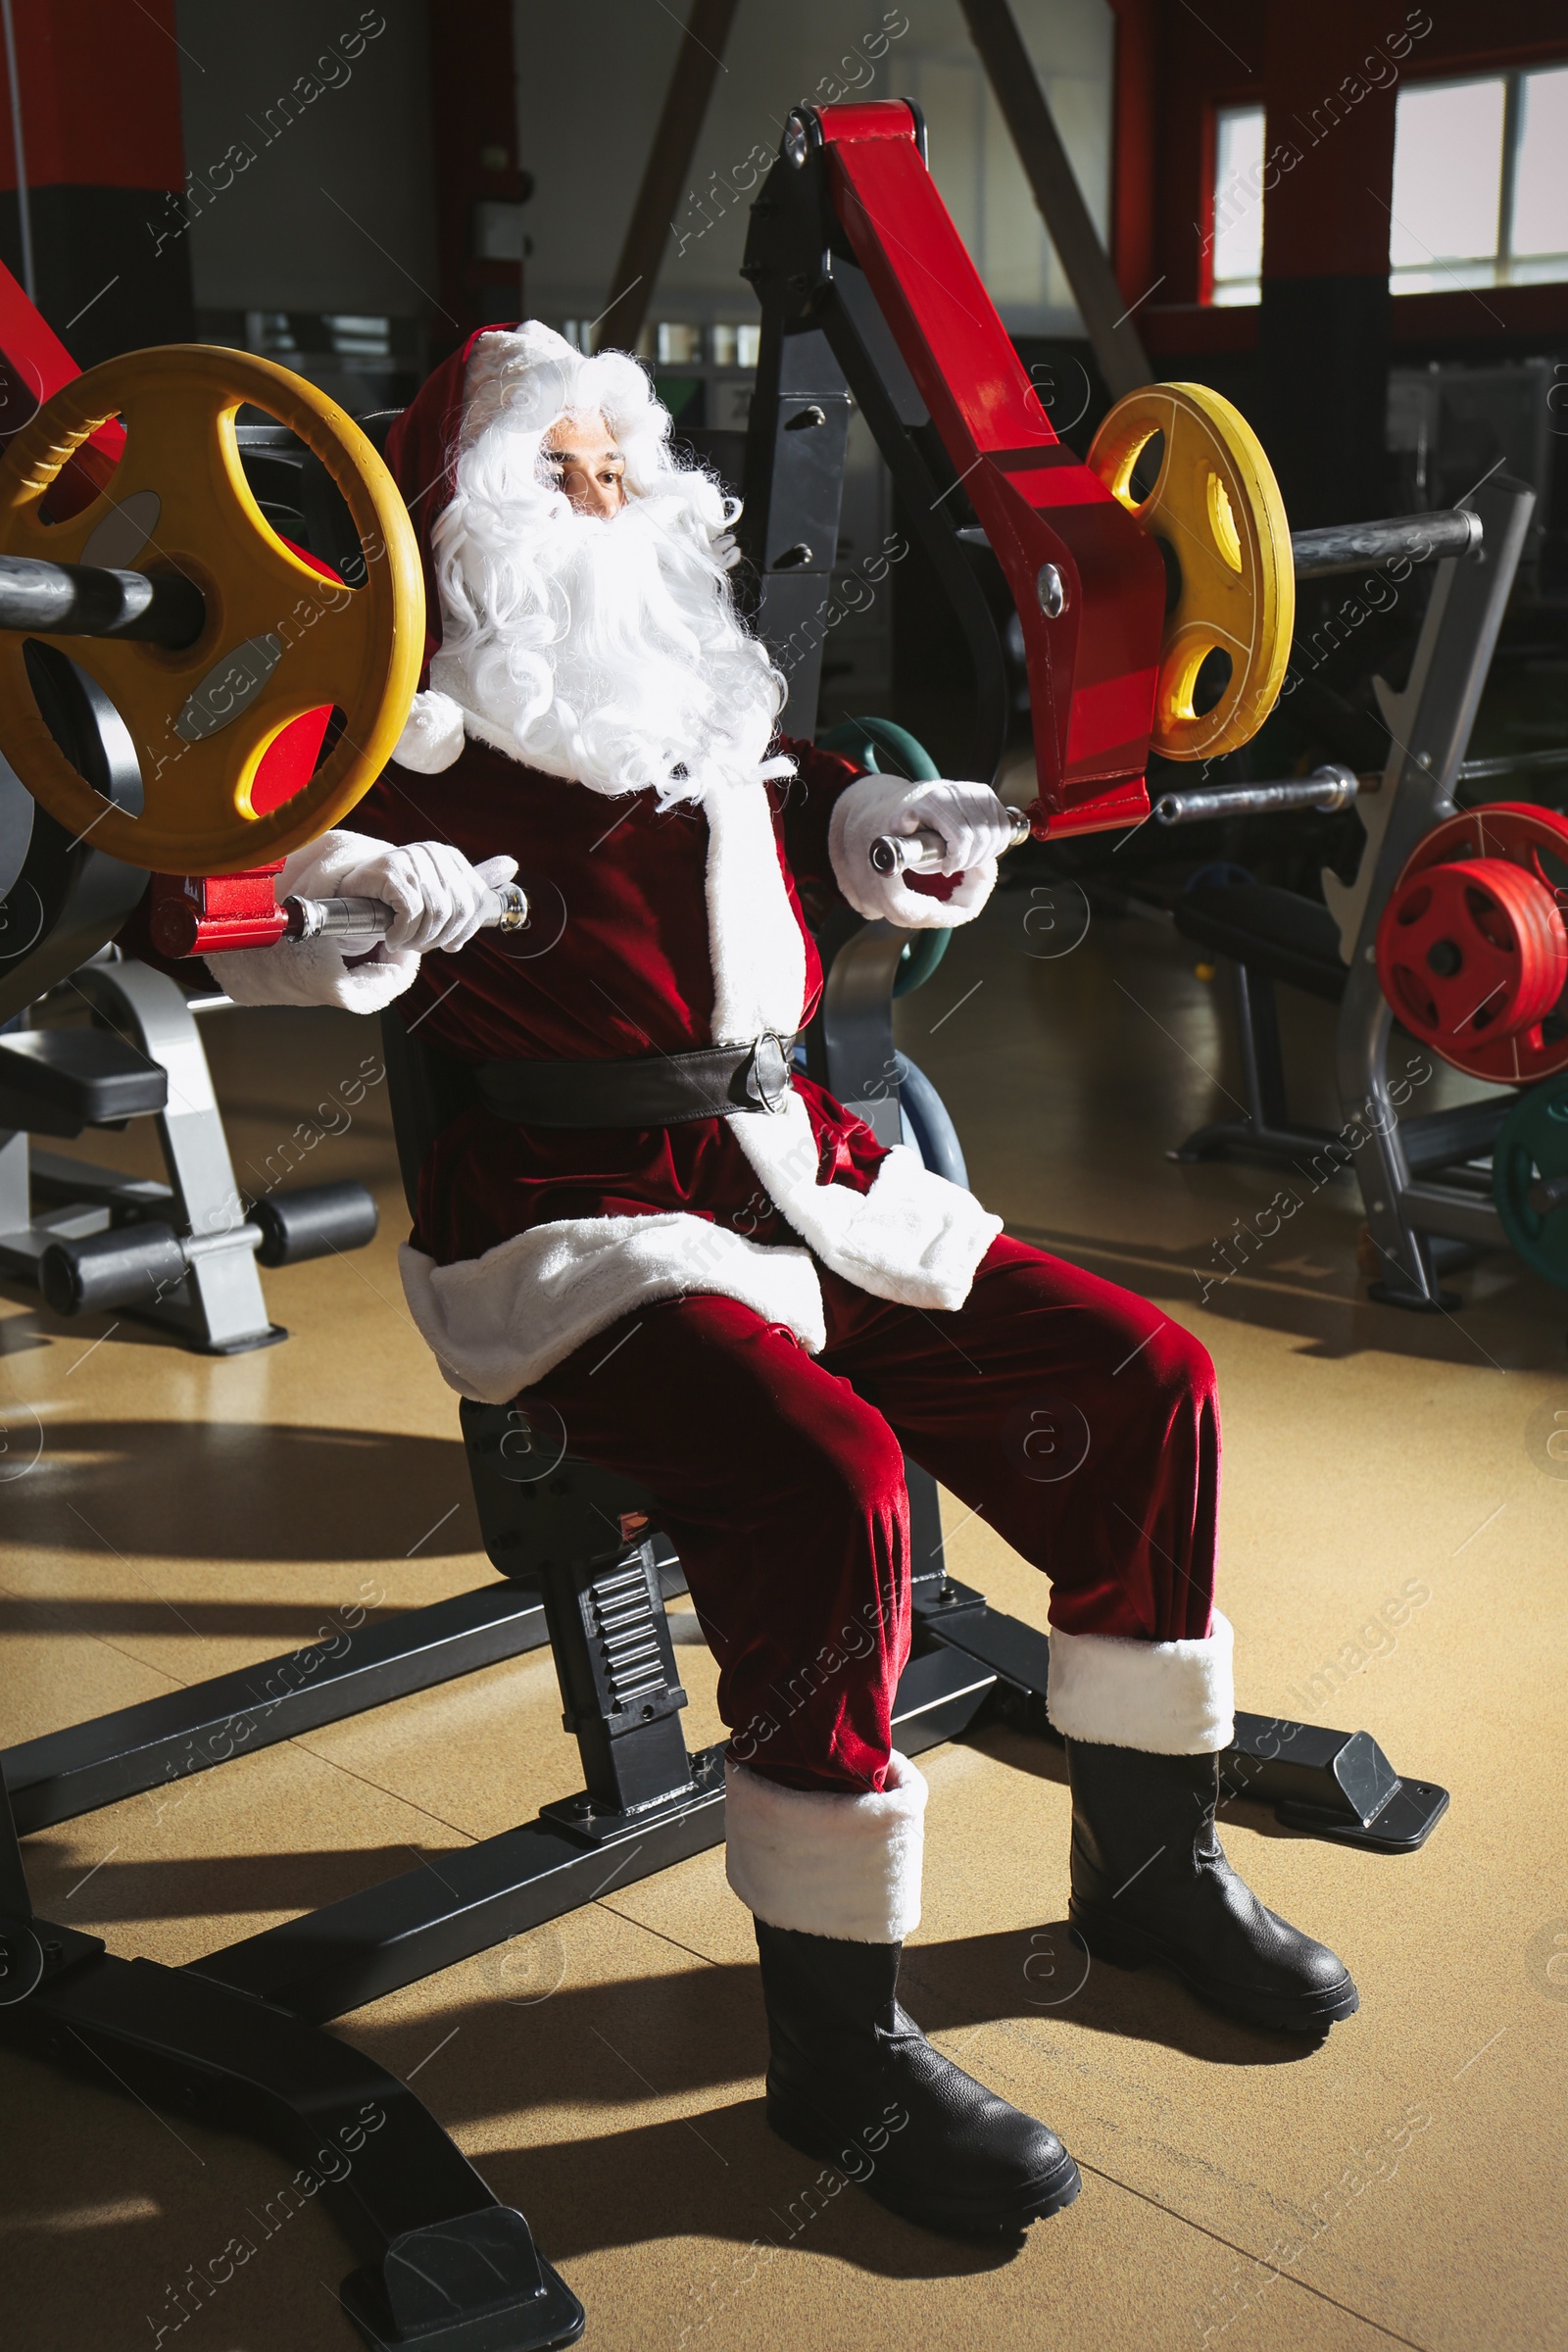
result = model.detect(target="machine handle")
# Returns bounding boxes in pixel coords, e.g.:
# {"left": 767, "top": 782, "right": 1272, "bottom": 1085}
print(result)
{"left": 869, "top": 806, "right": 1032, "bottom": 877}
{"left": 281, "top": 882, "right": 531, "bottom": 939}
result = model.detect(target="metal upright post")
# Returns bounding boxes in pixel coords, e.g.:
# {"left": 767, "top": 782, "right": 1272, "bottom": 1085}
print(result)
{"left": 71, "top": 957, "right": 280, "bottom": 1349}
{"left": 1326, "top": 475, "right": 1537, "bottom": 1306}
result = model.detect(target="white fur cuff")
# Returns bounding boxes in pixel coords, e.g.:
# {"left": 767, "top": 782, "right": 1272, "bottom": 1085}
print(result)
{"left": 205, "top": 932, "right": 417, "bottom": 1012}
{"left": 391, "top": 689, "right": 467, "bottom": 773}
{"left": 1047, "top": 1611, "right": 1235, "bottom": 1755}
{"left": 725, "top": 1751, "right": 926, "bottom": 1942}
{"left": 827, "top": 772, "right": 995, "bottom": 931}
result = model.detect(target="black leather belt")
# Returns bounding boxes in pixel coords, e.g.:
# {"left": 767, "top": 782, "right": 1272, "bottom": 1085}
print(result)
{"left": 474, "top": 1032, "right": 799, "bottom": 1128}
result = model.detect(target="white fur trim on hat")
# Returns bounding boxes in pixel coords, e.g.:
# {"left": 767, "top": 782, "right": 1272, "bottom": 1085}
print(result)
{"left": 391, "top": 689, "right": 467, "bottom": 774}
{"left": 724, "top": 1750, "right": 926, "bottom": 1943}
{"left": 1046, "top": 1610, "right": 1235, "bottom": 1755}
{"left": 828, "top": 771, "right": 996, "bottom": 931}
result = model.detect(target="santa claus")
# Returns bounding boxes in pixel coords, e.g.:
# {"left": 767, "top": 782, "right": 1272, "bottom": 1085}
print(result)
{"left": 211, "top": 324, "right": 1356, "bottom": 2240}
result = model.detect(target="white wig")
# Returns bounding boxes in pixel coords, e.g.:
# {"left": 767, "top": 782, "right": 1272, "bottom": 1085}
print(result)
{"left": 408, "top": 322, "right": 790, "bottom": 803}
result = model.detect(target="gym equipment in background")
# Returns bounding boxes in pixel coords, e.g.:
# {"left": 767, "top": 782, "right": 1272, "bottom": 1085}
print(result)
{"left": 1168, "top": 475, "right": 1555, "bottom": 1310}
{"left": 0, "top": 952, "right": 375, "bottom": 1352}
{"left": 1375, "top": 805, "right": 1568, "bottom": 1085}
{"left": 1492, "top": 1074, "right": 1568, "bottom": 1289}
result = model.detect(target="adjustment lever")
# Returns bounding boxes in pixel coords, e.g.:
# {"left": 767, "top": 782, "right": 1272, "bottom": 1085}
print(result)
{"left": 282, "top": 882, "right": 530, "bottom": 939}
{"left": 869, "top": 806, "right": 1031, "bottom": 878}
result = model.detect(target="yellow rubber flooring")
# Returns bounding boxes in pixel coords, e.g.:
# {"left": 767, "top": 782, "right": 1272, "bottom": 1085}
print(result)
{"left": 3, "top": 894, "right": 1565, "bottom": 2351}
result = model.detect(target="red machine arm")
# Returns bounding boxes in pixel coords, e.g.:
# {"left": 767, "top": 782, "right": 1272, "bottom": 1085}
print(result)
{"left": 808, "top": 103, "right": 1165, "bottom": 837}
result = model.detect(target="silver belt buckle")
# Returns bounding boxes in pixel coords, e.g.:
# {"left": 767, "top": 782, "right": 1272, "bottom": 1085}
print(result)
{"left": 746, "top": 1031, "right": 793, "bottom": 1114}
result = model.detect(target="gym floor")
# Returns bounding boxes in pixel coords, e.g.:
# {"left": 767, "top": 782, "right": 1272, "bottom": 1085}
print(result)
{"left": 3, "top": 888, "right": 1565, "bottom": 2352}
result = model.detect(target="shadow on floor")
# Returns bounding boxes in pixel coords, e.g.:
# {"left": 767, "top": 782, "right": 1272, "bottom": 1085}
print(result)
{"left": 5, "top": 1420, "right": 481, "bottom": 1562}
{"left": 1005, "top": 1218, "right": 1554, "bottom": 1371}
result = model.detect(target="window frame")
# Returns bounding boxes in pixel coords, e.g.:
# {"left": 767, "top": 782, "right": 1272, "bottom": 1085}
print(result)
{"left": 1206, "top": 100, "right": 1267, "bottom": 308}
{"left": 1388, "top": 63, "right": 1566, "bottom": 294}
{"left": 1197, "top": 61, "right": 1568, "bottom": 309}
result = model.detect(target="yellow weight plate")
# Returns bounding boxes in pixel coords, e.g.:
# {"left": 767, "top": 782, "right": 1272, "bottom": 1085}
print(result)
{"left": 0, "top": 345, "right": 424, "bottom": 874}
{"left": 1087, "top": 382, "right": 1294, "bottom": 763}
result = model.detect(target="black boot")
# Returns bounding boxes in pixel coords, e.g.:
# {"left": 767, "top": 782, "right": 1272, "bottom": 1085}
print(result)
{"left": 756, "top": 1921, "right": 1079, "bottom": 2238}
{"left": 1065, "top": 1741, "right": 1359, "bottom": 2034}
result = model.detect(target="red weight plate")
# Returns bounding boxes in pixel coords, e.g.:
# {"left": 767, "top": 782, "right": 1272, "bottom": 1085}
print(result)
{"left": 1379, "top": 804, "right": 1568, "bottom": 1082}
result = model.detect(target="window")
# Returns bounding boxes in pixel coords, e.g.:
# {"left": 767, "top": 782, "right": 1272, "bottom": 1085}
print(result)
{"left": 710, "top": 322, "right": 760, "bottom": 368}
{"left": 1391, "top": 66, "right": 1568, "bottom": 293}
{"left": 1209, "top": 104, "right": 1265, "bottom": 306}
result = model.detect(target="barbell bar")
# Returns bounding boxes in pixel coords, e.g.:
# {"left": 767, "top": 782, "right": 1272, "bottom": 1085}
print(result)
{"left": 1288, "top": 508, "right": 1483, "bottom": 580}
{"left": 0, "top": 552, "right": 207, "bottom": 648}
{"left": 1152, "top": 764, "right": 1362, "bottom": 827}
{"left": 956, "top": 506, "right": 1483, "bottom": 585}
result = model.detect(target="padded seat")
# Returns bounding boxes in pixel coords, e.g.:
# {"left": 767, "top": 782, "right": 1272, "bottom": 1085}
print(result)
{"left": 1173, "top": 882, "right": 1348, "bottom": 1003}
{"left": 0, "top": 1027, "right": 167, "bottom": 1137}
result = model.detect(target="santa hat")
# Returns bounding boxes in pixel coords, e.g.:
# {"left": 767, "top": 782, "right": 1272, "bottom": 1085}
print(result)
{"left": 381, "top": 323, "right": 682, "bottom": 775}
{"left": 376, "top": 328, "right": 477, "bottom": 771}
{"left": 379, "top": 325, "right": 498, "bottom": 772}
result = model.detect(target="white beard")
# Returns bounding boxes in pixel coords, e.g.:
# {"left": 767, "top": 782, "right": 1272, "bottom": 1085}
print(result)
{"left": 428, "top": 438, "right": 788, "bottom": 805}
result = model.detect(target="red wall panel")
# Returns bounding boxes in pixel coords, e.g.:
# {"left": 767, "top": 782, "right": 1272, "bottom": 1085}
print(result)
{"left": 0, "top": 0, "right": 184, "bottom": 192}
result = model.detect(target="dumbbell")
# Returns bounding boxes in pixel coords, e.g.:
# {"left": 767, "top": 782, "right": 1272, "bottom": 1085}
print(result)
{"left": 39, "top": 1179, "right": 379, "bottom": 1319}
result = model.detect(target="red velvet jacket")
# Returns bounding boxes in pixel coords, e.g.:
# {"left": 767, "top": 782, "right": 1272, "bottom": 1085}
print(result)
{"left": 353, "top": 735, "right": 894, "bottom": 1267}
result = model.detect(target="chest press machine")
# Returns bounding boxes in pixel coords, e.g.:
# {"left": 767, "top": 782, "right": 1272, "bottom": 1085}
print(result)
{"left": 0, "top": 103, "right": 1464, "bottom": 2351}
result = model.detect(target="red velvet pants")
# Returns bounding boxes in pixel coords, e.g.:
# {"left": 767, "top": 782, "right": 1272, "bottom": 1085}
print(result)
{"left": 522, "top": 1235, "right": 1218, "bottom": 1794}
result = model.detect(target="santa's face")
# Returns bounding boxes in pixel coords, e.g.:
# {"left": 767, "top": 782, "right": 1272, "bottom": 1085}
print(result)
{"left": 428, "top": 368, "right": 786, "bottom": 802}
{"left": 541, "top": 412, "right": 626, "bottom": 518}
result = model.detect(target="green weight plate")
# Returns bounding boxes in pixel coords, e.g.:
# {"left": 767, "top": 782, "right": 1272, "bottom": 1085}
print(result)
{"left": 1493, "top": 1073, "right": 1568, "bottom": 1286}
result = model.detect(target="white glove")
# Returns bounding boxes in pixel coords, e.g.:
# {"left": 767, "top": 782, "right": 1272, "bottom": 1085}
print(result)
{"left": 333, "top": 841, "right": 519, "bottom": 955}
{"left": 828, "top": 773, "right": 1003, "bottom": 931}
{"left": 203, "top": 829, "right": 516, "bottom": 1012}
{"left": 206, "top": 931, "right": 420, "bottom": 1012}
{"left": 899, "top": 779, "right": 1016, "bottom": 874}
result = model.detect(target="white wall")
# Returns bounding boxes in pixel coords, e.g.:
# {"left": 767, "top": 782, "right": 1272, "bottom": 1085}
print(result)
{"left": 173, "top": 1, "right": 438, "bottom": 317}
{"left": 518, "top": 0, "right": 1113, "bottom": 336}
